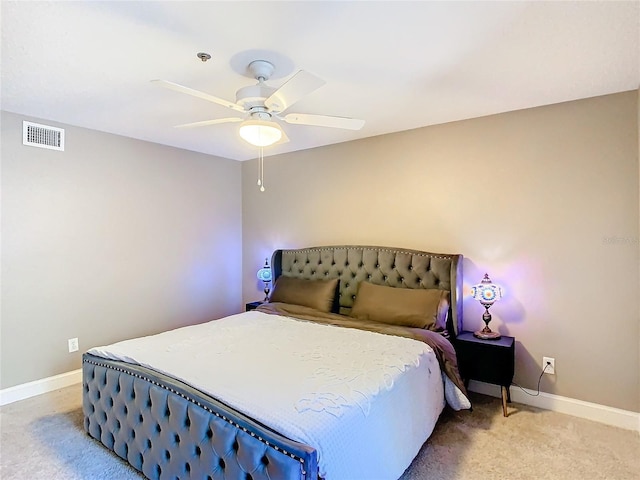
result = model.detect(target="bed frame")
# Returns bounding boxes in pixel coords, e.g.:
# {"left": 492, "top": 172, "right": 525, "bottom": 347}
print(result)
{"left": 83, "top": 245, "right": 463, "bottom": 480}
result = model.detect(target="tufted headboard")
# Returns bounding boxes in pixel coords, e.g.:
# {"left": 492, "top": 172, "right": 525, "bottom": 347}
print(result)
{"left": 271, "top": 245, "right": 463, "bottom": 337}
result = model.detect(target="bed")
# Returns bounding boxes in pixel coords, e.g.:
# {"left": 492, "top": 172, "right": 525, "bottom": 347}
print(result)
{"left": 83, "top": 245, "right": 469, "bottom": 480}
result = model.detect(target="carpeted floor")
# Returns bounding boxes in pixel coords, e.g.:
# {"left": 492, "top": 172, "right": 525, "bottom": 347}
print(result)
{"left": 0, "top": 384, "right": 638, "bottom": 479}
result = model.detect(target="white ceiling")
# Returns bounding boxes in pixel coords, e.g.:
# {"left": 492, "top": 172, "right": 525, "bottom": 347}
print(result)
{"left": 2, "top": 1, "right": 638, "bottom": 161}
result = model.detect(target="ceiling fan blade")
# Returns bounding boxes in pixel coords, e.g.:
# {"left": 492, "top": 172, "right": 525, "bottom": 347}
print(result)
{"left": 278, "top": 129, "right": 290, "bottom": 144}
{"left": 264, "top": 71, "right": 326, "bottom": 113}
{"left": 282, "top": 113, "right": 365, "bottom": 130}
{"left": 152, "top": 79, "right": 245, "bottom": 113}
{"left": 174, "top": 117, "right": 244, "bottom": 129}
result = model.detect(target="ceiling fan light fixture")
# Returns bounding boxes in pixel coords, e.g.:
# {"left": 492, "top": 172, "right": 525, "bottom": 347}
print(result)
{"left": 238, "top": 120, "right": 283, "bottom": 147}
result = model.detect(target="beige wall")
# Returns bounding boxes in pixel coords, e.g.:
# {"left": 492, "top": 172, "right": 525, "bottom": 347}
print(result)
{"left": 242, "top": 91, "right": 640, "bottom": 412}
{"left": 1, "top": 111, "right": 243, "bottom": 389}
{"left": 2, "top": 91, "right": 637, "bottom": 413}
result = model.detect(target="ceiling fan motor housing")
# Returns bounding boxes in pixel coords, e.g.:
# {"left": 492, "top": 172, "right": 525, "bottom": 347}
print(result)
{"left": 236, "top": 84, "right": 277, "bottom": 109}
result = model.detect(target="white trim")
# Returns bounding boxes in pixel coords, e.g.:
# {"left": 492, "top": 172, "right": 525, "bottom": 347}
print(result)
{"left": 468, "top": 380, "right": 640, "bottom": 433}
{"left": 0, "top": 369, "right": 82, "bottom": 406}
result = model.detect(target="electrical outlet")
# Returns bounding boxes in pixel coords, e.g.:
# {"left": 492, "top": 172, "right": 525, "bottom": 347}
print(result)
{"left": 543, "top": 356, "right": 555, "bottom": 375}
{"left": 68, "top": 337, "right": 79, "bottom": 353}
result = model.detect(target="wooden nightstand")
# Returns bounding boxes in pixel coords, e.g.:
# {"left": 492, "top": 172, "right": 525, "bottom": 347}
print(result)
{"left": 245, "top": 301, "right": 263, "bottom": 312}
{"left": 455, "top": 331, "right": 515, "bottom": 417}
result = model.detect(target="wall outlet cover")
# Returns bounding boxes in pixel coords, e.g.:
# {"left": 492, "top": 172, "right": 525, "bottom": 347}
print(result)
{"left": 543, "top": 356, "right": 555, "bottom": 375}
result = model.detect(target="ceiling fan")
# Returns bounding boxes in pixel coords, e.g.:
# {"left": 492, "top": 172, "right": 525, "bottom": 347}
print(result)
{"left": 152, "top": 60, "right": 365, "bottom": 148}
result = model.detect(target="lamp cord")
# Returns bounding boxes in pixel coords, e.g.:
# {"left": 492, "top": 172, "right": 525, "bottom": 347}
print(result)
{"left": 511, "top": 363, "right": 551, "bottom": 396}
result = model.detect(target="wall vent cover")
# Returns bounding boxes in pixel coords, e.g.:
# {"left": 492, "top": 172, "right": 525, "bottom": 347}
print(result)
{"left": 23, "top": 121, "right": 65, "bottom": 151}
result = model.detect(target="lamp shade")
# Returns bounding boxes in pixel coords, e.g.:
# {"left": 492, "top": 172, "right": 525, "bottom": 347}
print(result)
{"left": 471, "top": 273, "right": 503, "bottom": 306}
{"left": 257, "top": 267, "right": 272, "bottom": 282}
{"left": 239, "top": 120, "right": 282, "bottom": 147}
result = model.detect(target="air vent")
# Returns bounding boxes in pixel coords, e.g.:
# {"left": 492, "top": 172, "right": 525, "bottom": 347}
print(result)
{"left": 23, "top": 121, "right": 65, "bottom": 151}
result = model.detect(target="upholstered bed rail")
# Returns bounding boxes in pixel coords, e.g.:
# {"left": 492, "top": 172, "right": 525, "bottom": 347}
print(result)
{"left": 272, "top": 245, "right": 463, "bottom": 336}
{"left": 83, "top": 354, "right": 318, "bottom": 480}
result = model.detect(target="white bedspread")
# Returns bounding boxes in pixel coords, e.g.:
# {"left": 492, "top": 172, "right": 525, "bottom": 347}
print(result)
{"left": 89, "top": 311, "right": 446, "bottom": 480}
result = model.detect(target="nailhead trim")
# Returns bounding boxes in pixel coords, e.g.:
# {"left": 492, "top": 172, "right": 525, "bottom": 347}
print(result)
{"left": 283, "top": 246, "right": 455, "bottom": 260}
{"left": 83, "top": 358, "right": 307, "bottom": 469}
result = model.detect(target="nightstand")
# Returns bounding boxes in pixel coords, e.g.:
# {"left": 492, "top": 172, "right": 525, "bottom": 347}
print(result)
{"left": 245, "top": 301, "right": 263, "bottom": 312}
{"left": 455, "top": 331, "right": 515, "bottom": 417}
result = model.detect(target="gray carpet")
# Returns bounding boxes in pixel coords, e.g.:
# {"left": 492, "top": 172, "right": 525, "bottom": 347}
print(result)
{"left": 1, "top": 384, "right": 638, "bottom": 479}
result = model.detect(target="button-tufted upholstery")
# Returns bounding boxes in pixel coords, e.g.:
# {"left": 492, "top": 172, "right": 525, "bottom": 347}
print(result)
{"left": 272, "top": 246, "right": 463, "bottom": 337}
{"left": 83, "top": 355, "right": 318, "bottom": 480}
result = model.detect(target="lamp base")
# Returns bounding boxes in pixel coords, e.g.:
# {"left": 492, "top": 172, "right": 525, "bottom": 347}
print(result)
{"left": 474, "top": 329, "right": 501, "bottom": 340}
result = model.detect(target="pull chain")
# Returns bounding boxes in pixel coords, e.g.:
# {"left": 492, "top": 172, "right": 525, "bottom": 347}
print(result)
{"left": 257, "top": 149, "right": 261, "bottom": 187}
{"left": 258, "top": 147, "right": 265, "bottom": 192}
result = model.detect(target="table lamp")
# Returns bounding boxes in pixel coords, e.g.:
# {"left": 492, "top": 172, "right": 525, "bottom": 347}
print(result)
{"left": 471, "top": 273, "right": 503, "bottom": 340}
{"left": 256, "top": 258, "right": 272, "bottom": 302}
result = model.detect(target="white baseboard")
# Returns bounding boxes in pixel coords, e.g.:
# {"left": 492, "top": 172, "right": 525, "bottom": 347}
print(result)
{"left": 0, "top": 369, "right": 82, "bottom": 406}
{"left": 468, "top": 380, "right": 640, "bottom": 433}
